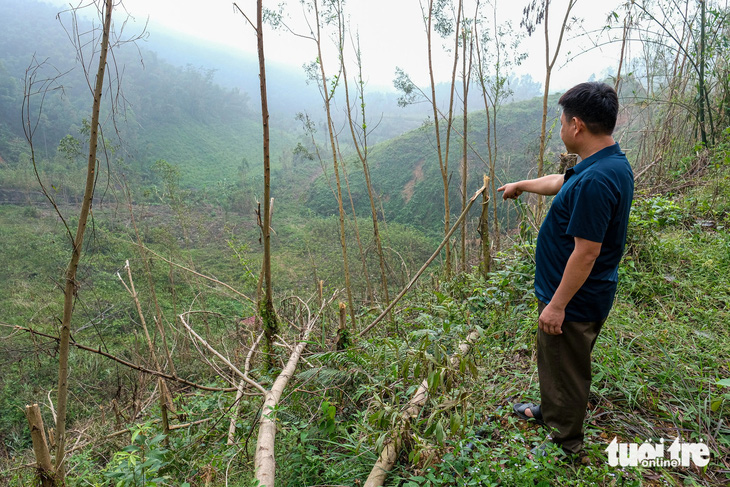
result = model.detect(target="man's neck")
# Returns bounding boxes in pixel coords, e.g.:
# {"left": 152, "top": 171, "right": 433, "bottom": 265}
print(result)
{"left": 577, "top": 136, "right": 616, "bottom": 161}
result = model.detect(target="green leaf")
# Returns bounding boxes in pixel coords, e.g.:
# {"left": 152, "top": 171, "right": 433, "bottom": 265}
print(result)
{"left": 435, "top": 420, "right": 445, "bottom": 445}
{"left": 149, "top": 433, "right": 166, "bottom": 445}
{"left": 716, "top": 378, "right": 730, "bottom": 387}
{"left": 130, "top": 428, "right": 141, "bottom": 444}
{"left": 450, "top": 412, "right": 462, "bottom": 435}
{"left": 427, "top": 370, "right": 440, "bottom": 391}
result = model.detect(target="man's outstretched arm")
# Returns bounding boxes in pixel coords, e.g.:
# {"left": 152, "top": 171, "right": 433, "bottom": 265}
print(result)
{"left": 498, "top": 174, "right": 564, "bottom": 199}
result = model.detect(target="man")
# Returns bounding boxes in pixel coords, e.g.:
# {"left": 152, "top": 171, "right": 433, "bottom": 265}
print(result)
{"left": 498, "top": 82, "right": 634, "bottom": 456}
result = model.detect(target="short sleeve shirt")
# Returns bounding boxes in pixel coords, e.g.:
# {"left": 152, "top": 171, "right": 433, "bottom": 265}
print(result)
{"left": 535, "top": 143, "right": 634, "bottom": 321}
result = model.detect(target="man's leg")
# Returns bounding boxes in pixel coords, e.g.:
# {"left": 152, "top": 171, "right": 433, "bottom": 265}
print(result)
{"left": 537, "top": 302, "right": 605, "bottom": 454}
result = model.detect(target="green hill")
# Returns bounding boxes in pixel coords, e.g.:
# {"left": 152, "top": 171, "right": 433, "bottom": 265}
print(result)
{"left": 305, "top": 97, "right": 563, "bottom": 236}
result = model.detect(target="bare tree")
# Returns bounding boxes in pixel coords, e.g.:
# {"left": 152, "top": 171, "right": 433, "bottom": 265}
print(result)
{"left": 459, "top": 6, "right": 474, "bottom": 273}
{"left": 234, "top": 0, "right": 279, "bottom": 363}
{"left": 23, "top": 0, "right": 114, "bottom": 485}
{"left": 425, "top": 0, "right": 463, "bottom": 278}
{"left": 341, "top": 30, "right": 392, "bottom": 311}
{"left": 475, "top": 1, "right": 525, "bottom": 255}
{"left": 521, "top": 0, "right": 578, "bottom": 219}
{"left": 629, "top": 0, "right": 721, "bottom": 147}
{"left": 20, "top": 2, "right": 148, "bottom": 479}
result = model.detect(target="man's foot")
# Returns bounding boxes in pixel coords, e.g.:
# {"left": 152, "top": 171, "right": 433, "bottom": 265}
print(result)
{"left": 513, "top": 402, "right": 545, "bottom": 425}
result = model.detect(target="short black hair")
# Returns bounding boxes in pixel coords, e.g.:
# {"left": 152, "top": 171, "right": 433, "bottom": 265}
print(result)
{"left": 559, "top": 82, "right": 619, "bottom": 135}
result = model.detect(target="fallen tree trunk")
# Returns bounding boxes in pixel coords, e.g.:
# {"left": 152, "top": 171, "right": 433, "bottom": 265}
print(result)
{"left": 364, "top": 330, "right": 480, "bottom": 487}
{"left": 179, "top": 293, "right": 333, "bottom": 487}
{"left": 254, "top": 299, "right": 328, "bottom": 486}
{"left": 229, "top": 331, "right": 264, "bottom": 445}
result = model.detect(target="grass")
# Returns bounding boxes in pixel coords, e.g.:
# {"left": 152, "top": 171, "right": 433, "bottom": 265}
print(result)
{"left": 2, "top": 169, "right": 729, "bottom": 486}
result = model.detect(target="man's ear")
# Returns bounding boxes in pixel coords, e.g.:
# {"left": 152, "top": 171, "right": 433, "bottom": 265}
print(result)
{"left": 572, "top": 117, "right": 586, "bottom": 134}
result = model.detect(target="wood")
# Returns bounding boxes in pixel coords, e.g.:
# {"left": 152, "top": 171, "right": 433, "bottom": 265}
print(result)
{"left": 460, "top": 3, "right": 473, "bottom": 273}
{"left": 25, "top": 404, "right": 54, "bottom": 487}
{"left": 341, "top": 30, "right": 391, "bottom": 313}
{"left": 227, "top": 380, "right": 246, "bottom": 445}
{"left": 312, "top": 0, "right": 356, "bottom": 331}
{"left": 422, "top": 0, "right": 463, "bottom": 278}
{"left": 124, "top": 184, "right": 177, "bottom": 378}
{"left": 179, "top": 314, "right": 267, "bottom": 396}
{"left": 480, "top": 175, "right": 491, "bottom": 278}
{"left": 55, "top": 1, "right": 113, "bottom": 481}
{"left": 363, "top": 331, "right": 481, "bottom": 486}
{"left": 535, "top": 0, "right": 577, "bottom": 219}
{"left": 6, "top": 324, "right": 237, "bottom": 392}
{"left": 118, "top": 260, "right": 172, "bottom": 439}
{"left": 336, "top": 301, "right": 347, "bottom": 351}
{"left": 254, "top": 299, "right": 331, "bottom": 486}
{"left": 228, "top": 331, "right": 264, "bottom": 445}
{"left": 341, "top": 157, "right": 374, "bottom": 303}
{"left": 254, "top": 0, "right": 279, "bottom": 364}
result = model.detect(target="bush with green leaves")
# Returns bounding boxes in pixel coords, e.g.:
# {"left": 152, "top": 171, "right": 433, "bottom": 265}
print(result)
{"left": 102, "top": 424, "right": 174, "bottom": 487}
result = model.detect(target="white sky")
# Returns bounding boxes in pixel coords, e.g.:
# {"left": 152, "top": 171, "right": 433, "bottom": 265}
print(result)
{"left": 47, "top": 0, "right": 625, "bottom": 92}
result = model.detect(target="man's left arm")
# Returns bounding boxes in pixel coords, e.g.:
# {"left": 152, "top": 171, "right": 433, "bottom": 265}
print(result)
{"left": 539, "top": 237, "right": 602, "bottom": 335}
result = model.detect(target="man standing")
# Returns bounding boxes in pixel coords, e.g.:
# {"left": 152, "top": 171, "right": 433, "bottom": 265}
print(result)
{"left": 498, "top": 82, "right": 634, "bottom": 456}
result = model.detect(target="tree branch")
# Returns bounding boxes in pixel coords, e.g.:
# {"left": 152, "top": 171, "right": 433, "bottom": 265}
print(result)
{"left": 4, "top": 324, "right": 236, "bottom": 392}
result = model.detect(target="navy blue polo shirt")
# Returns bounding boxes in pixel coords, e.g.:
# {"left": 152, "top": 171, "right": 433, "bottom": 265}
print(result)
{"left": 535, "top": 143, "right": 634, "bottom": 321}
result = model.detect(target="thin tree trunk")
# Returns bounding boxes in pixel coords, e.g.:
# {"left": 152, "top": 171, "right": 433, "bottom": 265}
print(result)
{"left": 614, "top": 15, "right": 629, "bottom": 92}
{"left": 228, "top": 331, "right": 263, "bottom": 445}
{"left": 251, "top": 0, "right": 279, "bottom": 363}
{"left": 55, "top": 1, "right": 112, "bottom": 481}
{"left": 443, "top": 0, "right": 463, "bottom": 277}
{"left": 341, "top": 155, "right": 373, "bottom": 303}
{"left": 480, "top": 175, "right": 491, "bottom": 278}
{"left": 342, "top": 33, "right": 391, "bottom": 312}
{"left": 11, "top": 324, "right": 240, "bottom": 391}
{"left": 424, "top": 0, "right": 462, "bottom": 278}
{"left": 460, "top": 13, "right": 473, "bottom": 273}
{"left": 336, "top": 301, "right": 347, "bottom": 350}
{"left": 332, "top": 16, "right": 372, "bottom": 304}
{"left": 124, "top": 183, "right": 177, "bottom": 378}
{"left": 314, "top": 0, "right": 356, "bottom": 329}
{"left": 473, "top": 6, "right": 499, "bottom": 255}
{"left": 536, "top": 0, "right": 575, "bottom": 220}
{"left": 118, "top": 261, "right": 171, "bottom": 440}
{"left": 698, "top": 0, "right": 709, "bottom": 146}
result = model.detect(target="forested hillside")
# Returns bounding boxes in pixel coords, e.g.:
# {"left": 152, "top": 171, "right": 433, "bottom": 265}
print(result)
{"left": 1, "top": 0, "right": 729, "bottom": 486}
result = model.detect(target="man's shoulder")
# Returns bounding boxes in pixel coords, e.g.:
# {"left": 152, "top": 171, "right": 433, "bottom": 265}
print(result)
{"left": 587, "top": 150, "right": 633, "bottom": 183}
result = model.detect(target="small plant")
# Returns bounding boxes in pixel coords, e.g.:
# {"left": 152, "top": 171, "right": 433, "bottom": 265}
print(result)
{"left": 630, "top": 196, "right": 685, "bottom": 228}
{"left": 103, "top": 424, "right": 171, "bottom": 487}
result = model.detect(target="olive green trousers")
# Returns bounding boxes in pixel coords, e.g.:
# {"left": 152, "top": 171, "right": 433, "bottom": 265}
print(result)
{"left": 537, "top": 301, "right": 607, "bottom": 454}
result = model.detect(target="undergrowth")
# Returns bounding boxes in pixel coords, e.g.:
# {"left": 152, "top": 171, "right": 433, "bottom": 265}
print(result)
{"left": 3, "top": 171, "right": 729, "bottom": 486}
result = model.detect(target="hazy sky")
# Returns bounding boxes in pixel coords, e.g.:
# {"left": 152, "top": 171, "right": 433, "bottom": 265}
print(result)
{"left": 46, "top": 0, "right": 625, "bottom": 91}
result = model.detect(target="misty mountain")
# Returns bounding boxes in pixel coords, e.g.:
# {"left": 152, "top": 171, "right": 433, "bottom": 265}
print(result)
{"left": 0, "top": 0, "right": 553, "bottom": 237}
